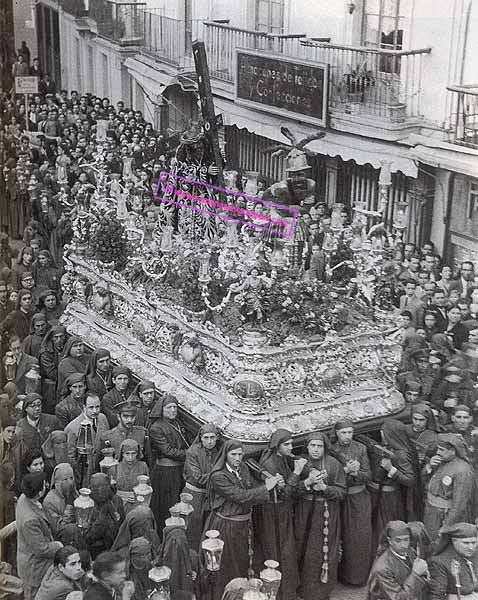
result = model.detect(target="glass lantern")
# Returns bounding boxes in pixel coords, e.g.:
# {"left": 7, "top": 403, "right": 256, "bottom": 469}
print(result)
{"left": 25, "top": 364, "right": 42, "bottom": 394}
{"left": 243, "top": 579, "right": 266, "bottom": 600}
{"left": 201, "top": 530, "right": 224, "bottom": 572}
{"left": 148, "top": 566, "right": 172, "bottom": 600}
{"left": 99, "top": 447, "right": 118, "bottom": 486}
{"left": 176, "top": 492, "right": 194, "bottom": 528}
{"left": 3, "top": 352, "right": 16, "bottom": 382}
{"left": 260, "top": 560, "right": 282, "bottom": 600}
{"left": 74, "top": 488, "right": 94, "bottom": 529}
{"left": 133, "top": 475, "right": 153, "bottom": 506}
{"left": 76, "top": 421, "right": 94, "bottom": 456}
{"left": 164, "top": 506, "right": 186, "bottom": 528}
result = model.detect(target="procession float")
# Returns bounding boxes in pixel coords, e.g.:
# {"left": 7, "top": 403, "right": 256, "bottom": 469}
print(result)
{"left": 60, "top": 123, "right": 406, "bottom": 450}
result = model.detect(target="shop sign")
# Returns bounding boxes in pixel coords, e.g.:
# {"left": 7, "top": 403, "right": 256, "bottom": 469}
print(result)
{"left": 235, "top": 49, "right": 328, "bottom": 126}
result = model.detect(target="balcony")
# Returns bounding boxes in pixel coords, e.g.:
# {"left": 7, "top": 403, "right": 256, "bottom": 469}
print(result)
{"left": 61, "top": 0, "right": 88, "bottom": 18}
{"left": 448, "top": 84, "right": 478, "bottom": 149}
{"left": 142, "top": 11, "right": 204, "bottom": 71}
{"left": 89, "top": 0, "right": 145, "bottom": 46}
{"left": 203, "top": 22, "right": 431, "bottom": 124}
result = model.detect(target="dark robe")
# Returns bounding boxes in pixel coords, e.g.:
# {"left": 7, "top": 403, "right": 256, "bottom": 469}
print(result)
{"left": 203, "top": 463, "right": 270, "bottom": 597}
{"left": 84, "top": 494, "right": 125, "bottom": 559}
{"left": 55, "top": 395, "right": 83, "bottom": 429}
{"left": 15, "top": 413, "right": 60, "bottom": 454}
{"left": 295, "top": 455, "right": 346, "bottom": 600}
{"left": 368, "top": 450, "right": 415, "bottom": 554}
{"left": 101, "top": 388, "right": 130, "bottom": 428}
{"left": 86, "top": 370, "right": 112, "bottom": 400}
{"left": 428, "top": 545, "right": 478, "bottom": 599}
{"left": 330, "top": 439, "right": 373, "bottom": 585}
{"left": 0, "top": 308, "right": 33, "bottom": 342}
{"left": 159, "top": 524, "right": 196, "bottom": 595}
{"left": 182, "top": 442, "right": 219, "bottom": 552}
{"left": 367, "top": 547, "right": 427, "bottom": 600}
{"left": 423, "top": 456, "right": 475, "bottom": 540}
{"left": 57, "top": 355, "right": 88, "bottom": 394}
{"left": 22, "top": 332, "right": 44, "bottom": 359}
{"left": 39, "top": 342, "right": 62, "bottom": 414}
{"left": 254, "top": 453, "right": 300, "bottom": 600}
{"left": 149, "top": 417, "right": 188, "bottom": 530}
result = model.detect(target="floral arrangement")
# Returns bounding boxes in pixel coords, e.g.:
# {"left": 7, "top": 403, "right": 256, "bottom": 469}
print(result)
{"left": 90, "top": 215, "right": 129, "bottom": 271}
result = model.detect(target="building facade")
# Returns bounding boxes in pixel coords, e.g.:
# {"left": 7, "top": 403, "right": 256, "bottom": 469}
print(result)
{"left": 30, "top": 0, "right": 478, "bottom": 264}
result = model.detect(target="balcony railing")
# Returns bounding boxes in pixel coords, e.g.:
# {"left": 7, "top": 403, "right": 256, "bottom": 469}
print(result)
{"left": 143, "top": 11, "right": 204, "bottom": 70}
{"left": 448, "top": 84, "right": 478, "bottom": 149}
{"left": 204, "top": 22, "right": 306, "bottom": 82}
{"left": 90, "top": 0, "right": 145, "bottom": 45}
{"left": 204, "top": 22, "right": 431, "bottom": 122}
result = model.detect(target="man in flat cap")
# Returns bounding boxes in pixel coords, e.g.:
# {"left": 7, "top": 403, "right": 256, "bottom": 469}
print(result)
{"left": 423, "top": 433, "right": 475, "bottom": 541}
{"left": 367, "top": 520, "right": 429, "bottom": 600}
{"left": 428, "top": 522, "right": 478, "bottom": 599}
{"left": 96, "top": 397, "right": 148, "bottom": 466}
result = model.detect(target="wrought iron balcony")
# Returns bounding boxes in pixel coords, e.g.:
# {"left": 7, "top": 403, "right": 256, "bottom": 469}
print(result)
{"left": 447, "top": 84, "right": 478, "bottom": 149}
{"left": 89, "top": 0, "right": 145, "bottom": 45}
{"left": 142, "top": 11, "right": 204, "bottom": 70}
{"left": 203, "top": 22, "right": 431, "bottom": 122}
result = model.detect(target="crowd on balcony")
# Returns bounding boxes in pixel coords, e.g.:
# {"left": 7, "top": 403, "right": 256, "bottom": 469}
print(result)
{"left": 1, "top": 47, "right": 478, "bottom": 600}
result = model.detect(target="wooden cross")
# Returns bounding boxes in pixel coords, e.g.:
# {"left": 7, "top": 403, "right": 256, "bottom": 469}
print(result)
{"left": 192, "top": 40, "right": 225, "bottom": 191}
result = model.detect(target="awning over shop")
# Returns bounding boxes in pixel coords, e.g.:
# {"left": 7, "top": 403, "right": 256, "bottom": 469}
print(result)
{"left": 124, "top": 56, "right": 196, "bottom": 97}
{"left": 213, "top": 96, "right": 418, "bottom": 178}
{"left": 410, "top": 144, "right": 478, "bottom": 179}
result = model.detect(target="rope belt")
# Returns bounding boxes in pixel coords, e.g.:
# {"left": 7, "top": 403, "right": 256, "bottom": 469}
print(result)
{"left": 185, "top": 482, "right": 206, "bottom": 493}
{"left": 346, "top": 484, "right": 366, "bottom": 495}
{"left": 427, "top": 493, "right": 451, "bottom": 510}
{"left": 367, "top": 481, "right": 397, "bottom": 492}
{"left": 214, "top": 511, "right": 251, "bottom": 522}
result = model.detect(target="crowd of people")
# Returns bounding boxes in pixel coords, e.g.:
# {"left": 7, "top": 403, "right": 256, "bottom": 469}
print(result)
{"left": 1, "top": 47, "right": 478, "bottom": 600}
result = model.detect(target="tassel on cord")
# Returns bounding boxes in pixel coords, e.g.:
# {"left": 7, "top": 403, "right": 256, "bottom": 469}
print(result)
{"left": 320, "top": 501, "right": 329, "bottom": 584}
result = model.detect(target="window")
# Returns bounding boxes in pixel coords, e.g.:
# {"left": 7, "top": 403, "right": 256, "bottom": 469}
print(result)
{"left": 362, "top": 0, "right": 406, "bottom": 73}
{"left": 468, "top": 179, "right": 478, "bottom": 220}
{"left": 255, "top": 0, "right": 284, "bottom": 34}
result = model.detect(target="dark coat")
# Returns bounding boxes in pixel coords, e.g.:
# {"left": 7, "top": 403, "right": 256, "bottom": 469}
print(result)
{"left": 428, "top": 545, "right": 478, "bottom": 599}
{"left": 367, "top": 547, "right": 427, "bottom": 600}
{"left": 16, "top": 493, "right": 63, "bottom": 588}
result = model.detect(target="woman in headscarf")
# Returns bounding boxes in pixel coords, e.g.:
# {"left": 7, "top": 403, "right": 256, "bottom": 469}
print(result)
{"left": 422, "top": 433, "right": 475, "bottom": 540}
{"left": 158, "top": 511, "right": 196, "bottom": 596}
{"left": 368, "top": 419, "right": 416, "bottom": 553}
{"left": 55, "top": 372, "right": 87, "bottom": 429}
{"left": 0, "top": 288, "right": 34, "bottom": 342}
{"left": 430, "top": 333, "right": 456, "bottom": 363}
{"left": 85, "top": 348, "right": 112, "bottom": 400}
{"left": 149, "top": 394, "right": 190, "bottom": 530}
{"left": 22, "top": 312, "right": 48, "bottom": 359}
{"left": 182, "top": 423, "right": 220, "bottom": 551}
{"left": 116, "top": 438, "right": 150, "bottom": 511}
{"left": 57, "top": 336, "right": 88, "bottom": 393}
{"left": 84, "top": 472, "right": 125, "bottom": 559}
{"left": 34, "top": 250, "right": 60, "bottom": 295}
{"left": 295, "top": 432, "right": 346, "bottom": 600}
{"left": 126, "top": 537, "right": 154, "bottom": 600}
{"left": 254, "top": 429, "right": 305, "bottom": 600}
{"left": 42, "top": 462, "right": 78, "bottom": 538}
{"left": 11, "top": 245, "right": 34, "bottom": 289}
{"left": 111, "top": 503, "right": 161, "bottom": 556}
{"left": 329, "top": 420, "right": 372, "bottom": 586}
{"left": 41, "top": 430, "right": 69, "bottom": 471}
{"left": 202, "top": 439, "right": 280, "bottom": 598}
{"left": 38, "top": 325, "right": 66, "bottom": 414}
{"left": 37, "top": 289, "right": 65, "bottom": 326}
